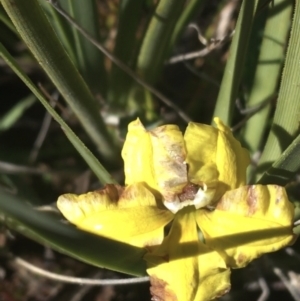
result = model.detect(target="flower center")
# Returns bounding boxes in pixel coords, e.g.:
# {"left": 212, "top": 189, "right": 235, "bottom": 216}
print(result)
{"left": 163, "top": 182, "right": 215, "bottom": 214}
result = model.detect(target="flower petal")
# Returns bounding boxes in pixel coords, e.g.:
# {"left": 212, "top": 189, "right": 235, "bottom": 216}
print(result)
{"left": 196, "top": 185, "right": 295, "bottom": 268}
{"left": 122, "top": 118, "right": 188, "bottom": 200}
{"left": 145, "top": 207, "right": 231, "bottom": 301}
{"left": 122, "top": 119, "right": 157, "bottom": 191}
{"left": 214, "top": 118, "right": 250, "bottom": 198}
{"left": 184, "top": 118, "right": 250, "bottom": 202}
{"left": 184, "top": 121, "right": 218, "bottom": 187}
{"left": 57, "top": 183, "right": 174, "bottom": 247}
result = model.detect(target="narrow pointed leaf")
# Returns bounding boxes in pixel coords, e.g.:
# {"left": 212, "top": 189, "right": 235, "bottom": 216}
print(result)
{"left": 0, "top": 43, "right": 116, "bottom": 185}
{"left": 256, "top": 0, "right": 300, "bottom": 181}
{"left": 0, "top": 0, "right": 117, "bottom": 161}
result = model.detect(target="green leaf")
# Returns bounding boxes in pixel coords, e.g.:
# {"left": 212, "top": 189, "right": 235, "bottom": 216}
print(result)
{"left": 256, "top": 0, "right": 300, "bottom": 182}
{"left": 258, "top": 132, "right": 300, "bottom": 186}
{"left": 168, "top": 0, "right": 206, "bottom": 52}
{"left": 63, "top": 0, "right": 107, "bottom": 95}
{"left": 0, "top": 0, "right": 118, "bottom": 162}
{"left": 0, "top": 43, "right": 116, "bottom": 186}
{"left": 38, "top": 0, "right": 77, "bottom": 63}
{"left": 213, "top": 0, "right": 260, "bottom": 125}
{"left": 243, "top": 0, "right": 293, "bottom": 157}
{"left": 45, "top": 0, "right": 191, "bottom": 123}
{"left": 0, "top": 94, "right": 36, "bottom": 131}
{"left": 0, "top": 5, "right": 18, "bottom": 35}
{"left": 136, "top": 0, "right": 186, "bottom": 84}
{"left": 108, "top": 0, "right": 144, "bottom": 107}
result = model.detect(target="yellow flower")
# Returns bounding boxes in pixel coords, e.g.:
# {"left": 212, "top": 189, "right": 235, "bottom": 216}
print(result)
{"left": 122, "top": 118, "right": 250, "bottom": 212}
{"left": 57, "top": 118, "right": 295, "bottom": 301}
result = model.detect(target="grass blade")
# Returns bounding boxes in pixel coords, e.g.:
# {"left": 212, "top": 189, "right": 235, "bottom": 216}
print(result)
{"left": 38, "top": 0, "right": 77, "bottom": 63}
{"left": 0, "top": 43, "right": 116, "bottom": 185}
{"left": 0, "top": 94, "right": 36, "bottom": 131}
{"left": 1, "top": 0, "right": 117, "bottom": 162}
{"left": 64, "top": 0, "right": 107, "bottom": 95}
{"left": 213, "top": 0, "right": 259, "bottom": 125}
{"left": 108, "top": 0, "right": 144, "bottom": 107}
{"left": 136, "top": 0, "right": 186, "bottom": 84}
{"left": 256, "top": 0, "right": 300, "bottom": 182}
{"left": 243, "top": 0, "right": 293, "bottom": 155}
{"left": 168, "top": 0, "right": 205, "bottom": 52}
{"left": 258, "top": 132, "right": 300, "bottom": 186}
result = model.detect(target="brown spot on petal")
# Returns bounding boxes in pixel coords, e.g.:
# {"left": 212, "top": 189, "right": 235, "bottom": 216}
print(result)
{"left": 150, "top": 276, "right": 178, "bottom": 301}
{"left": 178, "top": 183, "right": 199, "bottom": 202}
{"left": 247, "top": 185, "right": 258, "bottom": 216}
{"left": 149, "top": 125, "right": 166, "bottom": 136}
{"left": 237, "top": 253, "right": 247, "bottom": 265}
{"left": 215, "top": 285, "right": 231, "bottom": 298}
{"left": 95, "top": 184, "right": 123, "bottom": 202}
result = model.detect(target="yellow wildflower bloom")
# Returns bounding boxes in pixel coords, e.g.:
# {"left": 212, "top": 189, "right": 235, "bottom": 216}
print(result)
{"left": 57, "top": 118, "right": 295, "bottom": 301}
